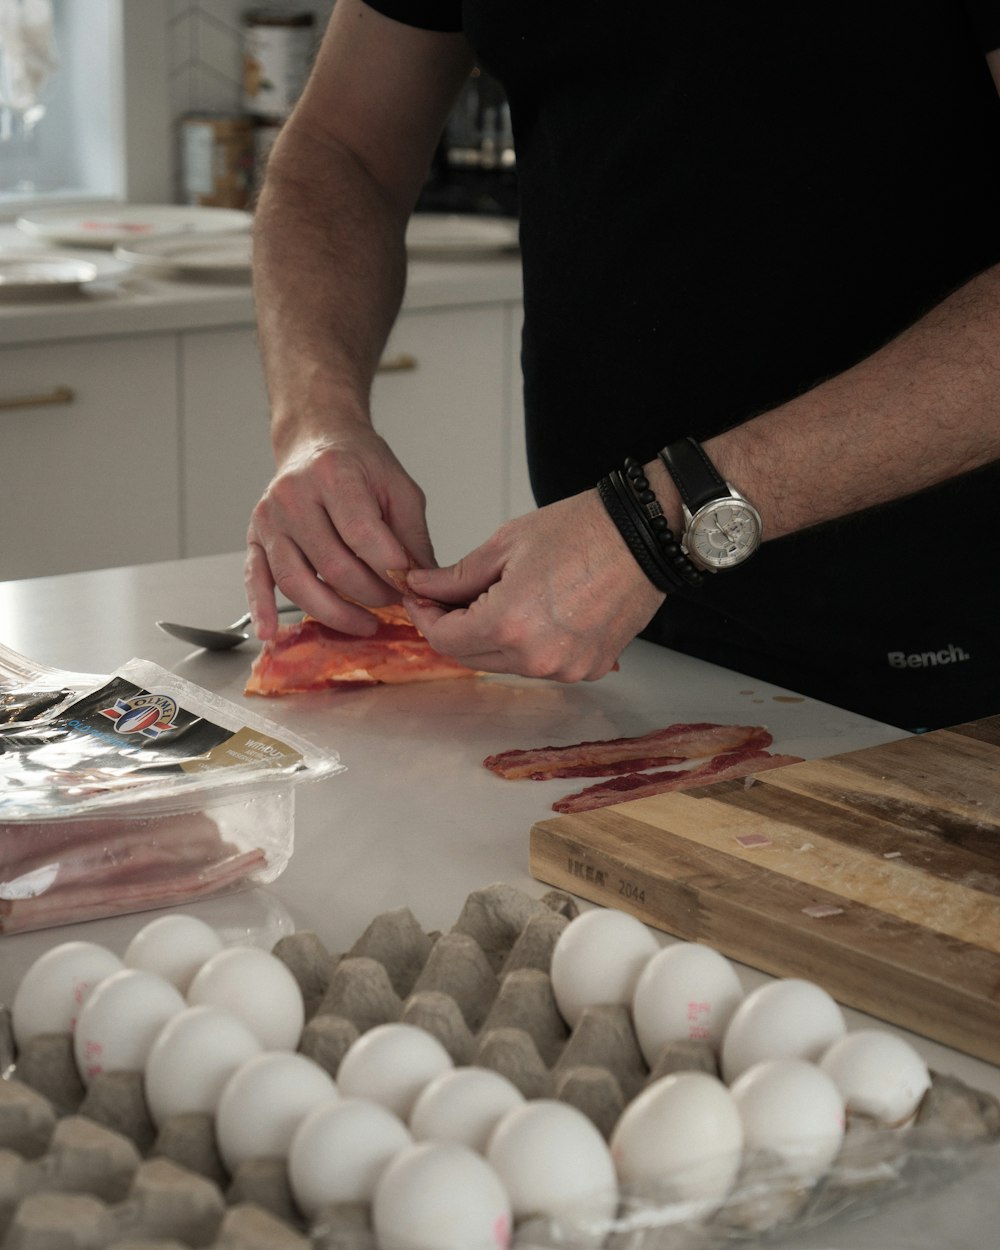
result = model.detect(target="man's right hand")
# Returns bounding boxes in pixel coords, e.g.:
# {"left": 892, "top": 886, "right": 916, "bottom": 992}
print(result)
{"left": 245, "top": 423, "right": 436, "bottom": 640}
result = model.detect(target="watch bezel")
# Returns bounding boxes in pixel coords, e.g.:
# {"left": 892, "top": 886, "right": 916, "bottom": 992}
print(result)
{"left": 682, "top": 488, "right": 763, "bottom": 571}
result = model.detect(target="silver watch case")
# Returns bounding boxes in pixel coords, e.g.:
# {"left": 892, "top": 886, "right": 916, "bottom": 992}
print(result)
{"left": 681, "top": 484, "right": 763, "bottom": 571}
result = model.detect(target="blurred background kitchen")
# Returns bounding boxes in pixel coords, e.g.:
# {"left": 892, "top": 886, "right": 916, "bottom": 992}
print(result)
{"left": 0, "top": 0, "right": 517, "bottom": 216}
{"left": 0, "top": 0, "right": 528, "bottom": 588}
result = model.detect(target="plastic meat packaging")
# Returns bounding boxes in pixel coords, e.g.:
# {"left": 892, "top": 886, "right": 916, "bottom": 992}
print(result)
{"left": 511, "top": 1127, "right": 1000, "bottom": 1249}
{"left": 0, "top": 643, "right": 342, "bottom": 934}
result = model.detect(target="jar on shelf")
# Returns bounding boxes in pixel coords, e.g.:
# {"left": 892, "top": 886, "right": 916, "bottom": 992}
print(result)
{"left": 179, "top": 113, "right": 255, "bottom": 209}
{"left": 242, "top": 9, "right": 317, "bottom": 121}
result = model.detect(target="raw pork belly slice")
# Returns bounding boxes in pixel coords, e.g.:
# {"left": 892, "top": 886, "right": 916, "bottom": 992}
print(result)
{"left": 551, "top": 748, "right": 804, "bottom": 813}
{"left": 483, "top": 722, "right": 773, "bottom": 780}
{"left": 245, "top": 605, "right": 478, "bottom": 696}
{"left": 0, "top": 810, "right": 265, "bottom": 933}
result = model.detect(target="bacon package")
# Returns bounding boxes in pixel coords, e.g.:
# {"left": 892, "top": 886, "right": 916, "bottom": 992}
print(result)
{"left": 0, "top": 643, "right": 341, "bottom": 934}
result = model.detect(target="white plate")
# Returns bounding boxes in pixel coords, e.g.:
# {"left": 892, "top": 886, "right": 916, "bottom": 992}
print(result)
{"left": 405, "top": 212, "right": 519, "bottom": 257}
{"left": 16, "top": 205, "right": 253, "bottom": 249}
{"left": 0, "top": 249, "right": 131, "bottom": 297}
{"left": 113, "top": 231, "right": 253, "bottom": 277}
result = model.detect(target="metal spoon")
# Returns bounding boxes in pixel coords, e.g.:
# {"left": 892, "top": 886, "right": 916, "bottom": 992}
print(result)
{"left": 156, "top": 604, "right": 300, "bottom": 651}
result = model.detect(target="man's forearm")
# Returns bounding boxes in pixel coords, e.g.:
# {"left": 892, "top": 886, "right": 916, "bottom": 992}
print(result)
{"left": 252, "top": 123, "right": 410, "bottom": 461}
{"left": 647, "top": 262, "right": 1000, "bottom": 541}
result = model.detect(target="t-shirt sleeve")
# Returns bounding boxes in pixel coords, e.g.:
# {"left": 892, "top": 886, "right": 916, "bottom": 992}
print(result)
{"left": 361, "top": 1, "right": 463, "bottom": 33}
{"left": 965, "top": 0, "right": 1000, "bottom": 52}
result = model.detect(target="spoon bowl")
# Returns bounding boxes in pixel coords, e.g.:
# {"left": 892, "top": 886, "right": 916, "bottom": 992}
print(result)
{"left": 156, "top": 606, "right": 300, "bottom": 651}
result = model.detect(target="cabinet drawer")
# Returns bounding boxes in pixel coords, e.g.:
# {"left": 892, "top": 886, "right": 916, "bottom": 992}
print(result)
{"left": 0, "top": 336, "right": 179, "bottom": 581}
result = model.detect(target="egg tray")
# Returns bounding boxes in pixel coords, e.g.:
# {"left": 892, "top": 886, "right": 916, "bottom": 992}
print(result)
{"left": 1, "top": 882, "right": 999, "bottom": 1250}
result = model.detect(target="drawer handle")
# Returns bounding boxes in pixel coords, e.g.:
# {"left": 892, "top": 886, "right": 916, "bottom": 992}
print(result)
{"left": 376, "top": 353, "right": 417, "bottom": 374}
{"left": 0, "top": 385, "right": 75, "bottom": 411}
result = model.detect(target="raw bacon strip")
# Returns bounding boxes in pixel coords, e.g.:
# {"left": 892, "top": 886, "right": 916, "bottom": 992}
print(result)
{"left": 245, "top": 611, "right": 478, "bottom": 697}
{"left": 551, "top": 748, "right": 803, "bottom": 813}
{"left": 0, "top": 809, "right": 268, "bottom": 934}
{"left": 2, "top": 812, "right": 241, "bottom": 888}
{"left": 0, "top": 848, "right": 266, "bottom": 934}
{"left": 484, "top": 723, "right": 773, "bottom": 780}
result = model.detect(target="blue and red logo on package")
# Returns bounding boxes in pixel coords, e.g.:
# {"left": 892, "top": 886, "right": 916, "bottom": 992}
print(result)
{"left": 97, "top": 693, "right": 179, "bottom": 739}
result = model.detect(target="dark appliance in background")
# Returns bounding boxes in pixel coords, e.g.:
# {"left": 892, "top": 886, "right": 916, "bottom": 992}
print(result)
{"left": 417, "top": 68, "right": 518, "bottom": 218}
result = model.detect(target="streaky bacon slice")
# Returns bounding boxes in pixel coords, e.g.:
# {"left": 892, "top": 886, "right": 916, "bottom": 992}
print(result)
{"left": 0, "top": 847, "right": 266, "bottom": 934}
{"left": 0, "top": 810, "right": 267, "bottom": 934}
{"left": 483, "top": 723, "right": 773, "bottom": 780}
{"left": 551, "top": 748, "right": 804, "bottom": 813}
{"left": 245, "top": 605, "right": 477, "bottom": 697}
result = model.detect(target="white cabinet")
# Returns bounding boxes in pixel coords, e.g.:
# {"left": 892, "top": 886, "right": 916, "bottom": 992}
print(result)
{"left": 0, "top": 335, "right": 179, "bottom": 582}
{"left": 180, "top": 326, "right": 274, "bottom": 558}
{"left": 505, "top": 303, "right": 535, "bottom": 520}
{"left": 373, "top": 304, "right": 509, "bottom": 565}
{"left": 0, "top": 292, "right": 527, "bottom": 581}
{"left": 181, "top": 302, "right": 531, "bottom": 568}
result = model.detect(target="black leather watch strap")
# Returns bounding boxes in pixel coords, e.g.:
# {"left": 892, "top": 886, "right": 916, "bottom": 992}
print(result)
{"left": 658, "top": 437, "right": 729, "bottom": 512}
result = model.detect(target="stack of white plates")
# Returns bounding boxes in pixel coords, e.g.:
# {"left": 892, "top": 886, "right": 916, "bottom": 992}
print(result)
{"left": 0, "top": 250, "right": 131, "bottom": 299}
{"left": 15, "top": 204, "right": 253, "bottom": 248}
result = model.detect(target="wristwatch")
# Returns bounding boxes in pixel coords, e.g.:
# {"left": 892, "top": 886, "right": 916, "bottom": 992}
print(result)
{"left": 658, "top": 437, "right": 763, "bottom": 571}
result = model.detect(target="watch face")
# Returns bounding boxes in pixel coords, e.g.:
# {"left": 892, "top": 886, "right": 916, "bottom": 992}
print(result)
{"left": 687, "top": 498, "right": 762, "bottom": 570}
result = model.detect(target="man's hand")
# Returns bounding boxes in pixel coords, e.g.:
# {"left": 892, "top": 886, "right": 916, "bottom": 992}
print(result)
{"left": 245, "top": 424, "right": 436, "bottom": 640}
{"left": 402, "top": 490, "right": 665, "bottom": 681}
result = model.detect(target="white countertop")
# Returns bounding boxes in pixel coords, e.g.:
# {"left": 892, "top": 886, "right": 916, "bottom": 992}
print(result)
{"left": 2, "top": 552, "right": 998, "bottom": 1246}
{"left": 0, "top": 224, "right": 523, "bottom": 346}
{"left": 0, "top": 549, "right": 919, "bottom": 992}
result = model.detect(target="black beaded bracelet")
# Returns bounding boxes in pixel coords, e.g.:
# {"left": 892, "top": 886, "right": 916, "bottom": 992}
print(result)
{"left": 597, "top": 475, "right": 676, "bottom": 594}
{"left": 597, "top": 455, "right": 707, "bottom": 595}
{"left": 607, "top": 469, "right": 687, "bottom": 593}
{"left": 621, "top": 457, "right": 705, "bottom": 588}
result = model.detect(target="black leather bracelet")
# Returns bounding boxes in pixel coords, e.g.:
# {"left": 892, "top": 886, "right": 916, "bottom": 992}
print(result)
{"left": 597, "top": 475, "right": 676, "bottom": 594}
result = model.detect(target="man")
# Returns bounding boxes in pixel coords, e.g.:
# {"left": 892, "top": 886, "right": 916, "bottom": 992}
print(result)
{"left": 246, "top": 1, "right": 1000, "bottom": 731}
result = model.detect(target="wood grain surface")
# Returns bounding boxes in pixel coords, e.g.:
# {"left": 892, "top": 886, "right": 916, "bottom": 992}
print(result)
{"left": 529, "top": 716, "right": 1000, "bottom": 1063}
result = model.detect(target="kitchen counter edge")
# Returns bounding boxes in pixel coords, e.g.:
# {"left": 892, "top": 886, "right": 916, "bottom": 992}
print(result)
{"left": 0, "top": 256, "right": 524, "bottom": 347}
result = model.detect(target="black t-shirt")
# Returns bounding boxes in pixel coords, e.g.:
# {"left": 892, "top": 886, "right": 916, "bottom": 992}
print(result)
{"left": 364, "top": 1, "right": 1000, "bottom": 730}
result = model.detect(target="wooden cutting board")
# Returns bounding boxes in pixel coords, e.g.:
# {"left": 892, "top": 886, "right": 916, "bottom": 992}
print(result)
{"left": 529, "top": 715, "right": 1000, "bottom": 1064}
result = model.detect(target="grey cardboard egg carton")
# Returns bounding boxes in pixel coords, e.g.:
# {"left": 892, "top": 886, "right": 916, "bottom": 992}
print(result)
{"left": 1, "top": 882, "right": 999, "bottom": 1250}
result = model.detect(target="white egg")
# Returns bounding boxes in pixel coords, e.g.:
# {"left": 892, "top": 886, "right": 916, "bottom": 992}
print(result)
{"left": 631, "top": 941, "right": 745, "bottom": 1064}
{"left": 288, "top": 1097, "right": 413, "bottom": 1218}
{"left": 186, "top": 945, "right": 304, "bottom": 1051}
{"left": 486, "top": 1099, "right": 618, "bottom": 1227}
{"left": 11, "top": 941, "right": 123, "bottom": 1049}
{"left": 409, "top": 1067, "right": 525, "bottom": 1152}
{"left": 143, "top": 1004, "right": 263, "bottom": 1126}
{"left": 609, "top": 1071, "right": 743, "bottom": 1212}
{"left": 124, "top": 914, "right": 224, "bottom": 992}
{"left": 730, "top": 1058, "right": 845, "bottom": 1181}
{"left": 337, "top": 1023, "right": 454, "bottom": 1119}
{"left": 215, "top": 1050, "right": 339, "bottom": 1173}
{"left": 720, "top": 978, "right": 847, "bottom": 1083}
{"left": 550, "top": 907, "right": 660, "bottom": 1028}
{"left": 73, "top": 968, "right": 186, "bottom": 1084}
{"left": 373, "top": 1140, "right": 512, "bottom": 1250}
{"left": 819, "top": 1030, "right": 931, "bottom": 1127}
